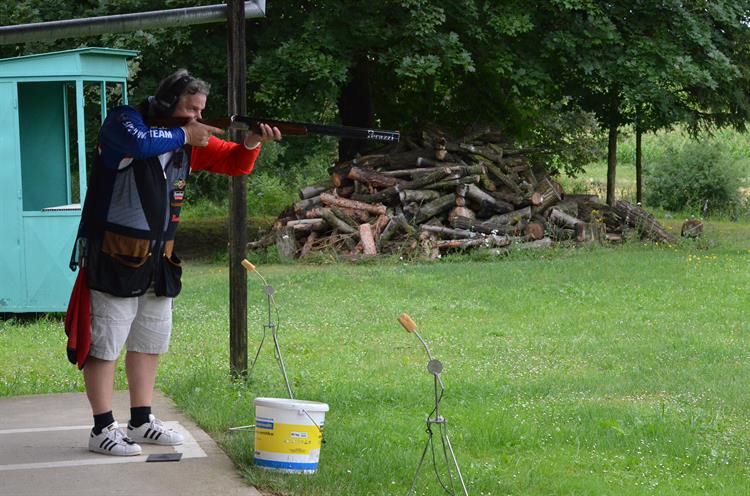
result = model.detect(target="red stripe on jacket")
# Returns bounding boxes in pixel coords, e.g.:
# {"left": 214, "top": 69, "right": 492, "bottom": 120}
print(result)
{"left": 190, "top": 135, "right": 261, "bottom": 176}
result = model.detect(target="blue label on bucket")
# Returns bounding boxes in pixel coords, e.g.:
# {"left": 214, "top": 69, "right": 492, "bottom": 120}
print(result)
{"left": 255, "top": 458, "right": 319, "bottom": 471}
{"left": 255, "top": 416, "right": 274, "bottom": 430}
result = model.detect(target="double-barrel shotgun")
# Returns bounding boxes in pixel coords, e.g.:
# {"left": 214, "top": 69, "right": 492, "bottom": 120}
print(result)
{"left": 145, "top": 115, "right": 400, "bottom": 143}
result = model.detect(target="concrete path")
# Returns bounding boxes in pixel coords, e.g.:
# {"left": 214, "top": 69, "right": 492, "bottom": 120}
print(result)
{"left": 0, "top": 390, "right": 263, "bottom": 496}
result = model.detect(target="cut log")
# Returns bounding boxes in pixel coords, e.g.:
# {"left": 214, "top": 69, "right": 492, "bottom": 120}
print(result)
{"left": 465, "top": 184, "right": 513, "bottom": 213}
{"left": 287, "top": 218, "right": 328, "bottom": 233}
{"left": 352, "top": 169, "right": 448, "bottom": 203}
{"left": 491, "top": 189, "right": 526, "bottom": 206}
{"left": 347, "top": 166, "right": 399, "bottom": 189}
{"left": 320, "top": 192, "right": 387, "bottom": 216}
{"left": 524, "top": 220, "right": 545, "bottom": 240}
{"left": 330, "top": 164, "right": 353, "bottom": 188}
{"left": 531, "top": 177, "right": 564, "bottom": 214}
{"left": 352, "top": 154, "right": 389, "bottom": 169}
{"left": 548, "top": 207, "right": 583, "bottom": 229}
{"left": 419, "top": 230, "right": 440, "bottom": 260}
{"left": 372, "top": 214, "right": 390, "bottom": 240}
{"left": 613, "top": 200, "right": 676, "bottom": 243}
{"left": 330, "top": 207, "right": 360, "bottom": 228}
{"left": 415, "top": 193, "right": 457, "bottom": 224}
{"left": 487, "top": 206, "right": 532, "bottom": 226}
{"left": 425, "top": 174, "right": 481, "bottom": 190}
{"left": 299, "top": 180, "right": 333, "bottom": 200}
{"left": 399, "top": 189, "right": 441, "bottom": 203}
{"left": 381, "top": 164, "right": 484, "bottom": 178}
{"left": 275, "top": 226, "right": 297, "bottom": 261}
{"left": 299, "top": 232, "right": 318, "bottom": 259}
{"left": 575, "top": 222, "right": 606, "bottom": 244}
{"left": 448, "top": 206, "right": 476, "bottom": 224}
{"left": 452, "top": 216, "right": 521, "bottom": 236}
{"left": 318, "top": 208, "right": 358, "bottom": 234}
{"left": 378, "top": 212, "right": 410, "bottom": 247}
{"left": 293, "top": 196, "right": 321, "bottom": 216}
{"left": 482, "top": 160, "right": 523, "bottom": 194}
{"left": 435, "top": 235, "right": 512, "bottom": 250}
{"left": 380, "top": 150, "right": 425, "bottom": 170}
{"left": 359, "top": 223, "right": 377, "bottom": 256}
{"left": 420, "top": 224, "right": 478, "bottom": 239}
{"left": 458, "top": 143, "right": 503, "bottom": 163}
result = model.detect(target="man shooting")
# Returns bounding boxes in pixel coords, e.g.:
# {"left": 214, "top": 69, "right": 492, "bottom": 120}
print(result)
{"left": 73, "top": 69, "right": 281, "bottom": 456}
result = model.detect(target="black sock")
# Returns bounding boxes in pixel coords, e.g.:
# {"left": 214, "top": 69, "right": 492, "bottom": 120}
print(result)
{"left": 93, "top": 411, "right": 115, "bottom": 435}
{"left": 129, "top": 406, "right": 152, "bottom": 428}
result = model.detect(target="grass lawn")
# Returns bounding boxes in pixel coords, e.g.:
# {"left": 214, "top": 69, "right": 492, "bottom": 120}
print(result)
{"left": 2, "top": 221, "right": 750, "bottom": 495}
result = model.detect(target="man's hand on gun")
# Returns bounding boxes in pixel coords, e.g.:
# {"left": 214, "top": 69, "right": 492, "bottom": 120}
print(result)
{"left": 182, "top": 119, "right": 224, "bottom": 147}
{"left": 244, "top": 122, "right": 282, "bottom": 149}
{"left": 182, "top": 120, "right": 281, "bottom": 148}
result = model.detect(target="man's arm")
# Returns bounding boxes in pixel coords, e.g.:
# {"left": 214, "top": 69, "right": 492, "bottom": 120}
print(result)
{"left": 190, "top": 135, "right": 261, "bottom": 176}
{"left": 98, "top": 106, "right": 187, "bottom": 163}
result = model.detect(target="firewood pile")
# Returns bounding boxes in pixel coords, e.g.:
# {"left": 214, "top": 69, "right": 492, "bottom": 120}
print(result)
{"left": 252, "top": 128, "right": 676, "bottom": 260}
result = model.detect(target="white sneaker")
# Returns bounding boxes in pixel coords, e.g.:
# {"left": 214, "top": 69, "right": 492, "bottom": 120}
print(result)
{"left": 88, "top": 421, "right": 142, "bottom": 456}
{"left": 127, "top": 414, "right": 184, "bottom": 446}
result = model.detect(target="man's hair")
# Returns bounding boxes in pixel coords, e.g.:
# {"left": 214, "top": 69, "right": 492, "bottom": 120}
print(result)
{"left": 152, "top": 69, "right": 210, "bottom": 116}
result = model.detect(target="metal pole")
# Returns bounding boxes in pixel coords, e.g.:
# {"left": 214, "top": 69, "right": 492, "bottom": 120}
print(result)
{"left": 0, "top": 1, "right": 265, "bottom": 45}
{"left": 227, "top": 0, "right": 248, "bottom": 378}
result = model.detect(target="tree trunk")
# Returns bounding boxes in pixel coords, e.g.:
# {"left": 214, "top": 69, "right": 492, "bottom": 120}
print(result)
{"left": 606, "top": 124, "right": 618, "bottom": 206}
{"left": 635, "top": 126, "right": 643, "bottom": 205}
{"left": 338, "top": 60, "right": 372, "bottom": 162}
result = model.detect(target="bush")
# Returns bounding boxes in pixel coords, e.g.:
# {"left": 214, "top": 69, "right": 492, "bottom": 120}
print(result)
{"left": 644, "top": 139, "right": 743, "bottom": 213}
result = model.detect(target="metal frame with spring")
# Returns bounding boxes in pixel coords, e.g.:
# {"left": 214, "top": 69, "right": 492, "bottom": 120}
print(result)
{"left": 399, "top": 314, "right": 468, "bottom": 496}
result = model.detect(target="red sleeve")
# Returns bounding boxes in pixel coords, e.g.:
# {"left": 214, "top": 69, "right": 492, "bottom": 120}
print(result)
{"left": 189, "top": 135, "right": 261, "bottom": 176}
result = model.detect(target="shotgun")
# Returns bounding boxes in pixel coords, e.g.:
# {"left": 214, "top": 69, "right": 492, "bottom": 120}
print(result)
{"left": 145, "top": 115, "right": 400, "bottom": 143}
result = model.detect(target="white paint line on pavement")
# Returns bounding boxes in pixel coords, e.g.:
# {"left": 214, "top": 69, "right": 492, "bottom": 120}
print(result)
{"left": 0, "top": 421, "right": 207, "bottom": 472}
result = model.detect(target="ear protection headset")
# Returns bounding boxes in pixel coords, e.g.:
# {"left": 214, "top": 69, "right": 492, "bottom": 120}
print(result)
{"left": 153, "top": 73, "right": 196, "bottom": 117}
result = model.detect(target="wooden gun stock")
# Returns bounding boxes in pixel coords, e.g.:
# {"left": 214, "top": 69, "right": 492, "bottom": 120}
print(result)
{"left": 145, "top": 115, "right": 400, "bottom": 143}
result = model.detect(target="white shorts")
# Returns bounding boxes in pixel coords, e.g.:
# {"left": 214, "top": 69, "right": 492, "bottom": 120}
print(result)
{"left": 89, "top": 288, "right": 173, "bottom": 360}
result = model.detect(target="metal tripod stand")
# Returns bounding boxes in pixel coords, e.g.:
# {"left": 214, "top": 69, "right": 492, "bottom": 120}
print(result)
{"left": 398, "top": 314, "right": 468, "bottom": 496}
{"left": 242, "top": 259, "right": 294, "bottom": 399}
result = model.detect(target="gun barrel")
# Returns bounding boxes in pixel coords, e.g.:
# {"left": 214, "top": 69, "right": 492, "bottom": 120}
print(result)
{"left": 231, "top": 115, "right": 400, "bottom": 142}
{"left": 145, "top": 114, "right": 400, "bottom": 143}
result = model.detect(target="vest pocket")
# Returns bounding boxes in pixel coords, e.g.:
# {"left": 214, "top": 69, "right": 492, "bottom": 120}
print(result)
{"left": 155, "top": 248, "right": 183, "bottom": 297}
{"left": 87, "top": 239, "right": 154, "bottom": 297}
{"left": 101, "top": 231, "right": 151, "bottom": 267}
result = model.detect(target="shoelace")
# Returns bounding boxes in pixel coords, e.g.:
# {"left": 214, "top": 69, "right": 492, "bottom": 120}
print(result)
{"left": 106, "top": 425, "right": 128, "bottom": 444}
{"left": 149, "top": 417, "right": 172, "bottom": 434}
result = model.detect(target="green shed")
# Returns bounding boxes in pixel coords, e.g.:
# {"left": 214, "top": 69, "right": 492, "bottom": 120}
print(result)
{"left": 0, "top": 47, "right": 137, "bottom": 313}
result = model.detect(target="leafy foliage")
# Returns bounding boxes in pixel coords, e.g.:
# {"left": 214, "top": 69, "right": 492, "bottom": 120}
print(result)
{"left": 644, "top": 140, "right": 743, "bottom": 213}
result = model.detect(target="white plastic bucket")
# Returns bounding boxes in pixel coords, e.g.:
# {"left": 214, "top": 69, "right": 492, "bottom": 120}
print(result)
{"left": 254, "top": 397, "right": 329, "bottom": 474}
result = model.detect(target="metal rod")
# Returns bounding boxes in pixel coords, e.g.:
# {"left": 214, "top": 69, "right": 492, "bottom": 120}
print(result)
{"left": 413, "top": 330, "right": 434, "bottom": 362}
{"left": 444, "top": 431, "right": 469, "bottom": 496}
{"left": 0, "top": 1, "right": 265, "bottom": 45}
{"left": 272, "top": 323, "right": 294, "bottom": 399}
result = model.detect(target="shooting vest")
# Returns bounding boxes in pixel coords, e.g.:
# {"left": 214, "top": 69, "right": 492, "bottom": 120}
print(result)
{"left": 78, "top": 146, "right": 191, "bottom": 298}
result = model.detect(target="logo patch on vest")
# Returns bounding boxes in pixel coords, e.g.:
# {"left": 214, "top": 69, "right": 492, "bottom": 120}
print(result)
{"left": 171, "top": 190, "right": 185, "bottom": 208}
{"left": 173, "top": 178, "right": 186, "bottom": 190}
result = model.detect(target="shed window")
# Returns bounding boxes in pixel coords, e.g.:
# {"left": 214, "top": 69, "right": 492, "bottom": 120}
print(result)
{"left": 18, "top": 80, "right": 125, "bottom": 211}
{"left": 18, "top": 81, "right": 70, "bottom": 211}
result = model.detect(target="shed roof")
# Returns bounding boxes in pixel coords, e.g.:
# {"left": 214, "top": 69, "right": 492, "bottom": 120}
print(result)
{"left": 0, "top": 47, "right": 138, "bottom": 80}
